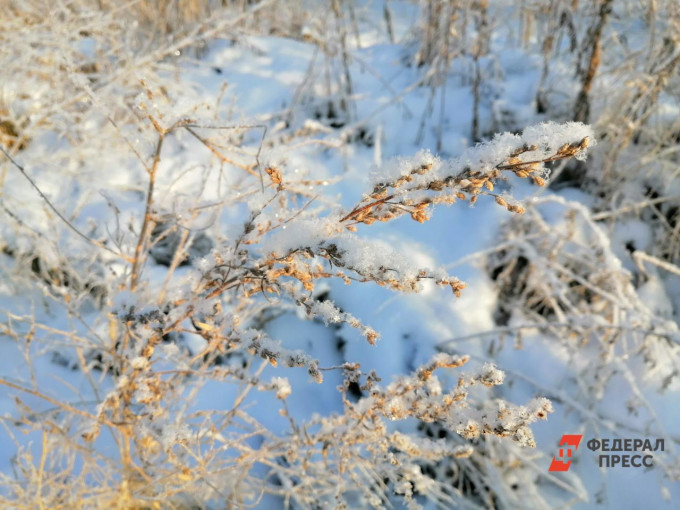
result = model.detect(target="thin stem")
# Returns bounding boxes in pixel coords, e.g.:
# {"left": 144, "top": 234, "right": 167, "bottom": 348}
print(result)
{"left": 130, "top": 130, "right": 165, "bottom": 291}
{"left": 0, "top": 145, "right": 130, "bottom": 261}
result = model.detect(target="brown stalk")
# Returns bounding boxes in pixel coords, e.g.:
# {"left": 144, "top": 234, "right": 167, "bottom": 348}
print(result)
{"left": 340, "top": 195, "right": 395, "bottom": 222}
{"left": 496, "top": 152, "right": 577, "bottom": 170}
{"left": 573, "top": 0, "right": 613, "bottom": 123}
{"left": 183, "top": 126, "right": 259, "bottom": 178}
{"left": 130, "top": 124, "right": 165, "bottom": 291}
{"left": 0, "top": 377, "right": 117, "bottom": 427}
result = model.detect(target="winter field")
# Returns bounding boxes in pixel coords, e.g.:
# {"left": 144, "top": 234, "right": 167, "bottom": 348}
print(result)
{"left": 0, "top": 1, "right": 679, "bottom": 508}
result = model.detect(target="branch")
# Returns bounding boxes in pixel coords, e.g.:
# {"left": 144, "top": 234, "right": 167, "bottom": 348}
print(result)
{"left": 0, "top": 145, "right": 131, "bottom": 261}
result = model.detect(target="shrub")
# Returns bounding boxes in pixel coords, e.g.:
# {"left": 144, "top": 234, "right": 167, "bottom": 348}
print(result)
{"left": 1, "top": 1, "right": 678, "bottom": 509}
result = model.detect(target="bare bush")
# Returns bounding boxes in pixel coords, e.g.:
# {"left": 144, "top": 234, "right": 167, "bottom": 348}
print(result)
{"left": 1, "top": 1, "right": 678, "bottom": 509}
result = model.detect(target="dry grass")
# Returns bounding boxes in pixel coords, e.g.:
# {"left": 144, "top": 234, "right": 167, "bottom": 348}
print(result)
{"left": 0, "top": 1, "right": 678, "bottom": 508}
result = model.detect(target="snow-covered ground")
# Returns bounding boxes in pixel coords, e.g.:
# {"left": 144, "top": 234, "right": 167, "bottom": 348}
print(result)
{"left": 1, "top": 1, "right": 679, "bottom": 508}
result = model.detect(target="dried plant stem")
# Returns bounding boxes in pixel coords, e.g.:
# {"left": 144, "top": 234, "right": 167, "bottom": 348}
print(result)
{"left": 340, "top": 195, "right": 395, "bottom": 222}
{"left": 633, "top": 250, "right": 680, "bottom": 277}
{"left": 0, "top": 377, "right": 114, "bottom": 426}
{"left": 130, "top": 127, "right": 166, "bottom": 291}
{"left": 0, "top": 145, "right": 130, "bottom": 261}
{"left": 573, "top": 0, "right": 613, "bottom": 123}
{"left": 184, "top": 126, "right": 260, "bottom": 178}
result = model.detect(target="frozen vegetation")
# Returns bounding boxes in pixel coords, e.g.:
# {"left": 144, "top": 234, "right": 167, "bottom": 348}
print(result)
{"left": 0, "top": 1, "right": 679, "bottom": 508}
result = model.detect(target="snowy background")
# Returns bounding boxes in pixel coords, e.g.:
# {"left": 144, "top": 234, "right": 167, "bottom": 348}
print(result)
{"left": 1, "top": 1, "right": 679, "bottom": 508}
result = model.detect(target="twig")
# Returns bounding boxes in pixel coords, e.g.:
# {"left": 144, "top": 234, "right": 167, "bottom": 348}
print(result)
{"left": 591, "top": 196, "right": 679, "bottom": 221}
{"left": 437, "top": 322, "right": 678, "bottom": 347}
{"left": 633, "top": 250, "right": 680, "bottom": 277}
{"left": 183, "top": 123, "right": 267, "bottom": 184}
{"left": 339, "top": 195, "right": 394, "bottom": 222}
{"left": 130, "top": 126, "right": 166, "bottom": 291}
{"left": 0, "top": 377, "right": 115, "bottom": 427}
{"left": 0, "top": 145, "right": 130, "bottom": 261}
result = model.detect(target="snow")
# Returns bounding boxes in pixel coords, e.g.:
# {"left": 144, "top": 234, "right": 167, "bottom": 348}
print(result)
{"left": 1, "top": 1, "right": 679, "bottom": 509}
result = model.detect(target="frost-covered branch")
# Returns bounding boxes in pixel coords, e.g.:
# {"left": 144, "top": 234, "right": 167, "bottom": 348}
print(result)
{"left": 342, "top": 122, "right": 594, "bottom": 225}
{"left": 226, "top": 122, "right": 595, "bottom": 344}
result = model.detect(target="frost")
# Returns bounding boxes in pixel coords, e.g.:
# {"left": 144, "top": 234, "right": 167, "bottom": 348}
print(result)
{"left": 271, "top": 376, "right": 292, "bottom": 399}
{"left": 3, "top": 2, "right": 677, "bottom": 508}
{"left": 259, "top": 216, "right": 344, "bottom": 255}
{"left": 389, "top": 431, "right": 465, "bottom": 460}
{"left": 159, "top": 342, "right": 180, "bottom": 358}
{"left": 371, "top": 149, "right": 439, "bottom": 184}
{"left": 130, "top": 357, "right": 150, "bottom": 370}
{"left": 520, "top": 121, "right": 596, "bottom": 160}
{"left": 370, "top": 122, "right": 594, "bottom": 189}
{"left": 160, "top": 423, "right": 191, "bottom": 450}
{"left": 479, "top": 363, "right": 505, "bottom": 386}
{"left": 308, "top": 300, "right": 343, "bottom": 324}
